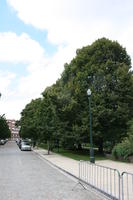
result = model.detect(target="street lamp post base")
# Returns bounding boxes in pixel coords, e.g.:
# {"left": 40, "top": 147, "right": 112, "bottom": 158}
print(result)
{"left": 90, "top": 157, "right": 95, "bottom": 163}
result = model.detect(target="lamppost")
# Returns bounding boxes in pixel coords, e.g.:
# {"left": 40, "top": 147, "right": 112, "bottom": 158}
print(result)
{"left": 87, "top": 88, "right": 95, "bottom": 163}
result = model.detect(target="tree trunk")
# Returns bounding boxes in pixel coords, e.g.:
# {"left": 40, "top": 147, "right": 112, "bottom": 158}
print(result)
{"left": 77, "top": 143, "right": 82, "bottom": 150}
{"left": 98, "top": 140, "right": 104, "bottom": 154}
{"left": 47, "top": 141, "right": 50, "bottom": 155}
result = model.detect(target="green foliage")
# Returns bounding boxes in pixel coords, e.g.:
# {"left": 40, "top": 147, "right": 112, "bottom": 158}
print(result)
{"left": 0, "top": 115, "right": 11, "bottom": 139}
{"left": 59, "top": 38, "right": 133, "bottom": 151}
{"left": 112, "top": 139, "right": 132, "bottom": 161}
{"left": 20, "top": 38, "right": 133, "bottom": 153}
{"left": 103, "top": 141, "right": 114, "bottom": 153}
{"left": 20, "top": 98, "right": 42, "bottom": 141}
{"left": 112, "top": 119, "right": 133, "bottom": 161}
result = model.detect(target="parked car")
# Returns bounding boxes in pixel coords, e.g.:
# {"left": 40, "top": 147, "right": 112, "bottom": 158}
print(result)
{"left": 5, "top": 138, "right": 8, "bottom": 142}
{"left": 20, "top": 141, "right": 31, "bottom": 151}
{"left": 0, "top": 139, "right": 6, "bottom": 145}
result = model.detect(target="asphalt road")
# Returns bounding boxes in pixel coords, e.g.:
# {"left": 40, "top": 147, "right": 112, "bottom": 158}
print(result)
{"left": 0, "top": 141, "right": 108, "bottom": 200}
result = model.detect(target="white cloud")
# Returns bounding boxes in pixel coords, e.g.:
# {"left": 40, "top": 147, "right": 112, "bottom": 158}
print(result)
{"left": 0, "top": 32, "right": 76, "bottom": 119}
{"left": 7, "top": 0, "right": 133, "bottom": 63}
{"left": 0, "top": 32, "right": 46, "bottom": 64}
{"left": 17, "top": 44, "right": 76, "bottom": 99}
{"left": 0, "top": 98, "right": 28, "bottom": 120}
{"left": 0, "top": 70, "right": 16, "bottom": 93}
{"left": 0, "top": 32, "right": 46, "bottom": 119}
{"left": 7, "top": 0, "right": 133, "bottom": 46}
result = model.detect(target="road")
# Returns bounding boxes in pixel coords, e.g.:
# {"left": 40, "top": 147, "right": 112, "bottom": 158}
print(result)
{"left": 0, "top": 141, "right": 108, "bottom": 200}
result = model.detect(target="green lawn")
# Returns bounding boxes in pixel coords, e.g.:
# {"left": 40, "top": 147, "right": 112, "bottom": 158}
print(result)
{"left": 38, "top": 143, "right": 107, "bottom": 161}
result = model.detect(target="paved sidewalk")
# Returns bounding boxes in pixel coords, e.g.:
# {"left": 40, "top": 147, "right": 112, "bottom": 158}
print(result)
{"left": 96, "top": 160, "right": 133, "bottom": 174}
{"left": 33, "top": 148, "right": 133, "bottom": 176}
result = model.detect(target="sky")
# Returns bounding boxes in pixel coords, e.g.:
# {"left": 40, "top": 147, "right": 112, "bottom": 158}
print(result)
{"left": 0, "top": 0, "right": 133, "bottom": 120}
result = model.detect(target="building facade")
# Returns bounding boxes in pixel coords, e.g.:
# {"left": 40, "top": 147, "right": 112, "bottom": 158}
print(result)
{"left": 7, "top": 119, "right": 20, "bottom": 140}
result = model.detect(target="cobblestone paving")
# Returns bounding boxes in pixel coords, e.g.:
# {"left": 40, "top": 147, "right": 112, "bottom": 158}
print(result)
{"left": 0, "top": 141, "right": 109, "bottom": 200}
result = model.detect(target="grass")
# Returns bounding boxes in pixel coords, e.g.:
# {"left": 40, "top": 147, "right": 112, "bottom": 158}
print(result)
{"left": 38, "top": 143, "right": 107, "bottom": 161}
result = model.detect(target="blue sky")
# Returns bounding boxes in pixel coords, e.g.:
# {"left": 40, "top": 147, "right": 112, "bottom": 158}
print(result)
{"left": 0, "top": 0, "right": 57, "bottom": 54}
{"left": 0, "top": 0, "right": 133, "bottom": 119}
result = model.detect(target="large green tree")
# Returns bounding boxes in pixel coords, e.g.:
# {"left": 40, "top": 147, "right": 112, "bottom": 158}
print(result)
{"left": 20, "top": 98, "right": 42, "bottom": 143}
{"left": 40, "top": 86, "right": 61, "bottom": 153}
{"left": 20, "top": 38, "right": 133, "bottom": 153}
{"left": 0, "top": 115, "right": 11, "bottom": 139}
{"left": 58, "top": 38, "right": 133, "bottom": 152}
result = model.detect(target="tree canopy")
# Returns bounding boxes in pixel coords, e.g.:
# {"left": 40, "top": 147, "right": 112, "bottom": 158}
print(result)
{"left": 0, "top": 115, "right": 11, "bottom": 139}
{"left": 20, "top": 98, "right": 42, "bottom": 141}
{"left": 19, "top": 38, "right": 133, "bottom": 153}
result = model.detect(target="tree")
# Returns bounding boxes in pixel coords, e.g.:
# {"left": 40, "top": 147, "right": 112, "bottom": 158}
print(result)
{"left": 0, "top": 115, "right": 11, "bottom": 139}
{"left": 40, "top": 86, "right": 61, "bottom": 153}
{"left": 58, "top": 38, "right": 133, "bottom": 152}
{"left": 19, "top": 38, "right": 133, "bottom": 154}
{"left": 20, "top": 98, "right": 42, "bottom": 144}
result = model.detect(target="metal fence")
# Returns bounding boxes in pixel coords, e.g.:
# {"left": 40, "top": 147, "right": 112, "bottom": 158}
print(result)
{"left": 78, "top": 161, "right": 133, "bottom": 200}
{"left": 121, "top": 172, "right": 133, "bottom": 200}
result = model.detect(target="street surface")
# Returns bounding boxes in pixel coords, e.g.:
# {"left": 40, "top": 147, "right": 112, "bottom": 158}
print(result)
{"left": 0, "top": 141, "right": 108, "bottom": 200}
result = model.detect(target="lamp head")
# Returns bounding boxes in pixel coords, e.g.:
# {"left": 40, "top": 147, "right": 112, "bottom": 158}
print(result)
{"left": 87, "top": 88, "right": 91, "bottom": 96}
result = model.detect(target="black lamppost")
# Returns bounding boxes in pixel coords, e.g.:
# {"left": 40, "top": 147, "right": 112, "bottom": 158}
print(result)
{"left": 87, "top": 88, "right": 95, "bottom": 163}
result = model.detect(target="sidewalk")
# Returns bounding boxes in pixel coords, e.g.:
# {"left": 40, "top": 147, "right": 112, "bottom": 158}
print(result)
{"left": 96, "top": 160, "right": 133, "bottom": 174}
{"left": 33, "top": 148, "right": 133, "bottom": 177}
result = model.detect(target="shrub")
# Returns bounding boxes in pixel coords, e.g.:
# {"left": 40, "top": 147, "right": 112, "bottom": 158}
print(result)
{"left": 112, "top": 138, "right": 133, "bottom": 161}
{"left": 112, "top": 119, "right": 133, "bottom": 161}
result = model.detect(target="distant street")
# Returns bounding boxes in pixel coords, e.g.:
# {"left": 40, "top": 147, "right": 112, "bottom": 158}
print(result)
{"left": 0, "top": 141, "right": 107, "bottom": 200}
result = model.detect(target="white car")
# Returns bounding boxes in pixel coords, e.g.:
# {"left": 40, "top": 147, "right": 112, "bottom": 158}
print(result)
{"left": 21, "top": 141, "right": 31, "bottom": 151}
{"left": 0, "top": 139, "right": 6, "bottom": 145}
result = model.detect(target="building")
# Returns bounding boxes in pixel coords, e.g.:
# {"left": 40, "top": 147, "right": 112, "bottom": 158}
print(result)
{"left": 7, "top": 119, "right": 20, "bottom": 140}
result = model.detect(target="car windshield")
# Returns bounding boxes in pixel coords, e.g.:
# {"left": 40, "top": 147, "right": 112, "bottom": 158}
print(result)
{"left": 22, "top": 142, "right": 30, "bottom": 145}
